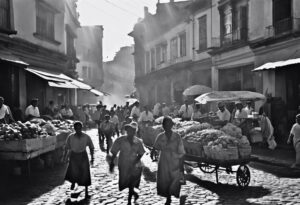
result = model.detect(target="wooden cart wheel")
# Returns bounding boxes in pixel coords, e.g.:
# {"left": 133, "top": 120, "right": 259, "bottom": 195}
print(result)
{"left": 198, "top": 163, "right": 216, "bottom": 173}
{"left": 236, "top": 165, "right": 250, "bottom": 188}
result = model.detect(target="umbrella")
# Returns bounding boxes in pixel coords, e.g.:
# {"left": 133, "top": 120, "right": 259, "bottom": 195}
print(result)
{"left": 183, "top": 85, "right": 212, "bottom": 96}
{"left": 126, "top": 98, "right": 139, "bottom": 106}
{"left": 195, "top": 91, "right": 266, "bottom": 104}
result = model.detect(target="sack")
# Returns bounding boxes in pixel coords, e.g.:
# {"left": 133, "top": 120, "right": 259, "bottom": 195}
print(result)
{"left": 267, "top": 136, "right": 277, "bottom": 150}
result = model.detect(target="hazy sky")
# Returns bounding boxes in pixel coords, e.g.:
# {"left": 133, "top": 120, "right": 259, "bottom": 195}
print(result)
{"left": 77, "top": 0, "right": 170, "bottom": 62}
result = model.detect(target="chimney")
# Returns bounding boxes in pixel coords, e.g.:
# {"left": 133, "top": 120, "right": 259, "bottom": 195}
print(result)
{"left": 144, "top": 6, "right": 149, "bottom": 18}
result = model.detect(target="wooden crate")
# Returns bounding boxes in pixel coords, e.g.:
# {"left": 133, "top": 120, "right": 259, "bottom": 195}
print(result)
{"left": 41, "top": 136, "right": 56, "bottom": 148}
{"left": 0, "top": 138, "right": 42, "bottom": 152}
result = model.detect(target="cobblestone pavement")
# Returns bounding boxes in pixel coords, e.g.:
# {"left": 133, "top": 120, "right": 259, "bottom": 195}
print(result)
{"left": 0, "top": 129, "right": 300, "bottom": 205}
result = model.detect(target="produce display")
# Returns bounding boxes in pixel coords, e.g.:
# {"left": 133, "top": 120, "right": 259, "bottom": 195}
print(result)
{"left": 0, "top": 121, "right": 48, "bottom": 141}
{"left": 220, "top": 123, "right": 242, "bottom": 139}
{"left": 50, "top": 120, "right": 74, "bottom": 130}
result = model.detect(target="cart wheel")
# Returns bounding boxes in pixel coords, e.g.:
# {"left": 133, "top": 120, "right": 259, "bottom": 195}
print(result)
{"left": 236, "top": 165, "right": 250, "bottom": 188}
{"left": 199, "top": 163, "right": 216, "bottom": 173}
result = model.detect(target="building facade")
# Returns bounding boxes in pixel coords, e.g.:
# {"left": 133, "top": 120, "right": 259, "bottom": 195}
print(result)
{"left": 102, "top": 46, "right": 135, "bottom": 106}
{"left": 75, "top": 25, "right": 104, "bottom": 105}
{"left": 131, "top": 0, "right": 300, "bottom": 139}
{"left": 0, "top": 0, "right": 80, "bottom": 115}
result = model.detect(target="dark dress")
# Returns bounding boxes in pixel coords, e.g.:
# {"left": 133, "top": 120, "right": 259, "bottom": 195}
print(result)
{"left": 65, "top": 133, "right": 94, "bottom": 186}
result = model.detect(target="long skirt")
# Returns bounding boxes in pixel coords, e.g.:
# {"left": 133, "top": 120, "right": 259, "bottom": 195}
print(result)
{"left": 65, "top": 151, "right": 91, "bottom": 186}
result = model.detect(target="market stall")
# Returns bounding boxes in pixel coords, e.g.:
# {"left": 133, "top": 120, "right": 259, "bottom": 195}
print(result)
{"left": 139, "top": 117, "right": 256, "bottom": 187}
{"left": 0, "top": 119, "right": 73, "bottom": 175}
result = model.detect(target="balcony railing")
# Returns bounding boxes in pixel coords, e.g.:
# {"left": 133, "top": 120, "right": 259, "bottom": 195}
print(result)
{"left": 265, "top": 17, "right": 300, "bottom": 38}
{"left": 210, "top": 28, "right": 248, "bottom": 48}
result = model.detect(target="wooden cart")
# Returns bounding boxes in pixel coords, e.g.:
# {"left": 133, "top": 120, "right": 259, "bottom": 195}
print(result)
{"left": 184, "top": 154, "right": 257, "bottom": 188}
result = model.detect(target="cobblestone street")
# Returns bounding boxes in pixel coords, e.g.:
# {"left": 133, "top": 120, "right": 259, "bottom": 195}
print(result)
{"left": 1, "top": 129, "right": 300, "bottom": 205}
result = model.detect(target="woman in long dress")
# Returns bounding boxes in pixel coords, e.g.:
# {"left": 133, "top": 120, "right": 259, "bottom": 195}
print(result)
{"left": 153, "top": 116, "right": 185, "bottom": 205}
{"left": 109, "top": 122, "right": 145, "bottom": 205}
{"left": 64, "top": 121, "right": 94, "bottom": 198}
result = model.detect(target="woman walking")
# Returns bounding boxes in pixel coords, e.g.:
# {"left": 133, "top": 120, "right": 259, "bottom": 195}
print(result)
{"left": 153, "top": 116, "right": 186, "bottom": 205}
{"left": 109, "top": 122, "right": 145, "bottom": 205}
{"left": 64, "top": 121, "right": 94, "bottom": 198}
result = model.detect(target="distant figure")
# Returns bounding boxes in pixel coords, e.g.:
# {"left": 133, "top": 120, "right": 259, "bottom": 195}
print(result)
{"left": 130, "top": 102, "right": 140, "bottom": 121}
{"left": 191, "top": 104, "right": 202, "bottom": 121}
{"left": 138, "top": 106, "right": 154, "bottom": 124}
{"left": 43, "top": 100, "right": 55, "bottom": 117}
{"left": 288, "top": 114, "right": 300, "bottom": 169}
{"left": 179, "top": 100, "right": 194, "bottom": 121}
{"left": 64, "top": 121, "right": 94, "bottom": 198}
{"left": 162, "top": 103, "right": 170, "bottom": 117}
{"left": 25, "top": 98, "right": 40, "bottom": 120}
{"left": 216, "top": 102, "right": 231, "bottom": 123}
{"left": 0, "top": 97, "right": 14, "bottom": 124}
{"left": 153, "top": 102, "right": 161, "bottom": 118}
{"left": 60, "top": 105, "right": 74, "bottom": 119}
{"left": 111, "top": 110, "right": 120, "bottom": 137}
{"left": 100, "top": 115, "right": 115, "bottom": 154}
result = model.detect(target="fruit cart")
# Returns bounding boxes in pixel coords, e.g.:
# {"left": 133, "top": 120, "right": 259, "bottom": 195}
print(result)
{"left": 184, "top": 154, "right": 257, "bottom": 188}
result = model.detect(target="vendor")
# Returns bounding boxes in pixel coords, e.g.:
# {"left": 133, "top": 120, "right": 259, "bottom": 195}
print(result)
{"left": 244, "top": 101, "right": 254, "bottom": 116}
{"left": 43, "top": 100, "right": 55, "bottom": 117}
{"left": 162, "top": 103, "right": 170, "bottom": 117}
{"left": 60, "top": 104, "right": 74, "bottom": 119}
{"left": 0, "top": 96, "right": 14, "bottom": 124}
{"left": 233, "top": 102, "right": 248, "bottom": 125}
{"left": 179, "top": 100, "right": 194, "bottom": 121}
{"left": 191, "top": 104, "right": 202, "bottom": 121}
{"left": 25, "top": 98, "right": 40, "bottom": 121}
{"left": 138, "top": 106, "right": 154, "bottom": 124}
{"left": 216, "top": 102, "right": 231, "bottom": 123}
{"left": 287, "top": 114, "right": 300, "bottom": 169}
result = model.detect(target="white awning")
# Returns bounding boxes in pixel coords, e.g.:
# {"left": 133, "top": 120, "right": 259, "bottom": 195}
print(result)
{"left": 253, "top": 58, "right": 300, "bottom": 72}
{"left": 26, "top": 68, "right": 69, "bottom": 83}
{"left": 89, "top": 89, "right": 104, "bottom": 96}
{"left": 48, "top": 81, "right": 78, "bottom": 89}
{"left": 0, "top": 52, "right": 28, "bottom": 66}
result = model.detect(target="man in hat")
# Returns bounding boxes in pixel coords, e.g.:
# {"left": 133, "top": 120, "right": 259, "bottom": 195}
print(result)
{"left": 100, "top": 114, "right": 115, "bottom": 154}
{"left": 110, "top": 122, "right": 145, "bottom": 204}
{"left": 216, "top": 102, "right": 231, "bottom": 123}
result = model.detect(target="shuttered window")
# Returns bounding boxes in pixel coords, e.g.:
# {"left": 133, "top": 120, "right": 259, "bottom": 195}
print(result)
{"left": 198, "top": 15, "right": 207, "bottom": 51}
{"left": 36, "top": 3, "right": 55, "bottom": 40}
{"left": 0, "top": 0, "right": 10, "bottom": 30}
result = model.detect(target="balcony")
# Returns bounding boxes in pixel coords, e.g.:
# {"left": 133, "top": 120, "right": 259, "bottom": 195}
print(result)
{"left": 265, "top": 17, "right": 300, "bottom": 38}
{"left": 209, "top": 28, "right": 248, "bottom": 50}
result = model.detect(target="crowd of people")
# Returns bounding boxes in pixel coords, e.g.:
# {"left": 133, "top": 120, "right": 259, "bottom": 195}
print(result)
{"left": 1, "top": 95, "right": 300, "bottom": 204}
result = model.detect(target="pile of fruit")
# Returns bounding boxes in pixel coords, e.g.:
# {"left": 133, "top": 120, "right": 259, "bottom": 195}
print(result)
{"left": 220, "top": 123, "right": 242, "bottom": 139}
{"left": 0, "top": 121, "right": 48, "bottom": 141}
{"left": 51, "top": 120, "right": 74, "bottom": 130}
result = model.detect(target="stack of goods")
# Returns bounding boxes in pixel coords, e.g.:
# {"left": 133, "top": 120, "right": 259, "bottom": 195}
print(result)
{"left": 51, "top": 120, "right": 74, "bottom": 131}
{"left": 220, "top": 123, "right": 242, "bottom": 139}
{"left": 182, "top": 129, "right": 224, "bottom": 157}
{"left": 204, "top": 135, "right": 239, "bottom": 161}
{"left": 0, "top": 121, "right": 48, "bottom": 141}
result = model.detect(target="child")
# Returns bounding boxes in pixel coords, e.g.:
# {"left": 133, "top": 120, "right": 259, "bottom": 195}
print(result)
{"left": 287, "top": 114, "right": 300, "bottom": 169}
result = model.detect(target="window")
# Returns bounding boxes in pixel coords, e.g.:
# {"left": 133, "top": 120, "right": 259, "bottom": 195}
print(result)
{"left": 198, "top": 15, "right": 207, "bottom": 51}
{"left": 36, "top": 2, "right": 55, "bottom": 40}
{"left": 66, "top": 31, "right": 75, "bottom": 57}
{"left": 145, "top": 51, "right": 150, "bottom": 73}
{"left": 170, "top": 37, "right": 178, "bottom": 60}
{"left": 150, "top": 49, "right": 155, "bottom": 71}
{"left": 0, "top": 0, "right": 10, "bottom": 30}
{"left": 273, "top": 0, "right": 292, "bottom": 35}
{"left": 82, "top": 66, "right": 88, "bottom": 79}
{"left": 88, "top": 67, "right": 92, "bottom": 79}
{"left": 155, "top": 45, "right": 161, "bottom": 66}
{"left": 220, "top": 2, "right": 248, "bottom": 45}
{"left": 179, "top": 32, "right": 186, "bottom": 57}
{"left": 161, "top": 44, "right": 167, "bottom": 63}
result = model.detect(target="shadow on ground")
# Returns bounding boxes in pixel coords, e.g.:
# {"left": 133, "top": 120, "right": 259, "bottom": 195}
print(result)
{"left": 185, "top": 174, "right": 271, "bottom": 205}
{"left": 0, "top": 163, "right": 67, "bottom": 205}
{"left": 249, "top": 162, "right": 300, "bottom": 178}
